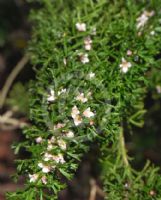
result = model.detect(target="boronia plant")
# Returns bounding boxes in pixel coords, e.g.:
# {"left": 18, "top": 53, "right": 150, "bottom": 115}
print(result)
{"left": 7, "top": 0, "right": 161, "bottom": 199}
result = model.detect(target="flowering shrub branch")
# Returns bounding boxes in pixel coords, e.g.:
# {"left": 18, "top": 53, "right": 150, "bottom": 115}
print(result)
{"left": 7, "top": 0, "right": 161, "bottom": 199}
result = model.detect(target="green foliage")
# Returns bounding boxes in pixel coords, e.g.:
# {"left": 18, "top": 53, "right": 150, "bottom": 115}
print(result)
{"left": 7, "top": 0, "right": 161, "bottom": 199}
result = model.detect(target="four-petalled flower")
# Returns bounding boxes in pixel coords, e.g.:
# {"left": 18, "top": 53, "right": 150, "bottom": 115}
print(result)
{"left": 119, "top": 58, "right": 132, "bottom": 73}
{"left": 76, "top": 22, "right": 86, "bottom": 32}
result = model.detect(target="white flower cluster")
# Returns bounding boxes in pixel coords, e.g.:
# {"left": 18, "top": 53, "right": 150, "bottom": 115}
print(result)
{"left": 136, "top": 10, "right": 154, "bottom": 30}
{"left": 119, "top": 11, "right": 155, "bottom": 74}
{"left": 84, "top": 36, "right": 92, "bottom": 51}
{"left": 29, "top": 173, "right": 47, "bottom": 185}
{"left": 30, "top": 129, "right": 75, "bottom": 184}
{"left": 76, "top": 22, "right": 96, "bottom": 64}
{"left": 47, "top": 88, "right": 67, "bottom": 103}
{"left": 30, "top": 22, "right": 97, "bottom": 185}
{"left": 71, "top": 104, "right": 95, "bottom": 126}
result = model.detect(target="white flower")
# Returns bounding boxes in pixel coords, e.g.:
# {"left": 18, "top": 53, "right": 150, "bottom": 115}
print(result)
{"left": 83, "top": 107, "right": 95, "bottom": 118}
{"left": 54, "top": 123, "right": 66, "bottom": 130}
{"left": 38, "top": 162, "right": 43, "bottom": 168}
{"left": 47, "top": 144, "right": 53, "bottom": 151}
{"left": 57, "top": 139, "right": 67, "bottom": 150}
{"left": 58, "top": 88, "right": 67, "bottom": 96}
{"left": 52, "top": 154, "right": 65, "bottom": 164}
{"left": 35, "top": 137, "right": 43, "bottom": 144}
{"left": 38, "top": 162, "right": 51, "bottom": 173}
{"left": 79, "top": 53, "right": 89, "bottom": 64}
{"left": 119, "top": 57, "right": 132, "bottom": 73}
{"left": 88, "top": 72, "right": 95, "bottom": 79}
{"left": 52, "top": 155, "right": 60, "bottom": 163}
{"left": 76, "top": 22, "right": 86, "bottom": 32}
{"left": 44, "top": 153, "right": 53, "bottom": 161}
{"left": 47, "top": 89, "right": 56, "bottom": 102}
{"left": 85, "top": 44, "right": 92, "bottom": 51}
{"left": 73, "top": 115, "right": 82, "bottom": 126}
{"left": 58, "top": 154, "right": 65, "bottom": 164}
{"left": 29, "top": 174, "right": 38, "bottom": 183}
{"left": 41, "top": 176, "right": 47, "bottom": 185}
{"left": 71, "top": 106, "right": 82, "bottom": 126}
{"left": 76, "top": 92, "right": 88, "bottom": 103}
{"left": 136, "top": 10, "right": 154, "bottom": 29}
{"left": 126, "top": 50, "right": 133, "bottom": 56}
{"left": 66, "top": 131, "right": 74, "bottom": 138}
{"left": 71, "top": 106, "right": 80, "bottom": 119}
{"left": 84, "top": 36, "right": 92, "bottom": 51}
{"left": 42, "top": 165, "right": 51, "bottom": 173}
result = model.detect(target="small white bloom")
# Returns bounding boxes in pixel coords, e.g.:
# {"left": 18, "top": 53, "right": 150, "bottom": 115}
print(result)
{"left": 52, "top": 155, "right": 60, "bottom": 163}
{"left": 58, "top": 154, "right": 65, "bottom": 164}
{"left": 71, "top": 106, "right": 80, "bottom": 119}
{"left": 47, "top": 144, "right": 53, "bottom": 151}
{"left": 73, "top": 115, "right": 82, "bottom": 126}
{"left": 76, "top": 92, "right": 88, "bottom": 103}
{"left": 88, "top": 72, "right": 95, "bottom": 79}
{"left": 42, "top": 165, "right": 51, "bottom": 173}
{"left": 29, "top": 174, "right": 38, "bottom": 183}
{"left": 44, "top": 153, "right": 53, "bottom": 161}
{"left": 58, "top": 88, "right": 67, "bottom": 96}
{"left": 79, "top": 53, "right": 89, "bottom": 64}
{"left": 84, "top": 37, "right": 92, "bottom": 45}
{"left": 126, "top": 50, "right": 133, "bottom": 56}
{"left": 41, "top": 176, "right": 47, "bottom": 184}
{"left": 38, "top": 162, "right": 43, "bottom": 168}
{"left": 84, "top": 36, "right": 92, "bottom": 51}
{"left": 83, "top": 107, "right": 95, "bottom": 118}
{"left": 119, "top": 57, "right": 132, "bottom": 73}
{"left": 136, "top": 13, "right": 148, "bottom": 29}
{"left": 52, "top": 154, "right": 65, "bottom": 164}
{"left": 66, "top": 131, "right": 74, "bottom": 138}
{"left": 76, "top": 22, "right": 86, "bottom": 32}
{"left": 136, "top": 10, "right": 155, "bottom": 29}
{"left": 35, "top": 137, "right": 43, "bottom": 144}
{"left": 38, "top": 162, "right": 51, "bottom": 173}
{"left": 57, "top": 139, "right": 67, "bottom": 150}
{"left": 85, "top": 44, "right": 92, "bottom": 51}
{"left": 54, "top": 123, "right": 66, "bottom": 130}
{"left": 47, "top": 89, "right": 55, "bottom": 102}
{"left": 71, "top": 106, "right": 82, "bottom": 126}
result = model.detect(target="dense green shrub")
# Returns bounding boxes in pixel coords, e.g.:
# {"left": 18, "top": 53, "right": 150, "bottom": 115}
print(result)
{"left": 7, "top": 0, "right": 161, "bottom": 199}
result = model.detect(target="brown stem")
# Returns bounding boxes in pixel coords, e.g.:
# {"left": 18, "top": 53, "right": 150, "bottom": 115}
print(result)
{"left": 0, "top": 54, "right": 29, "bottom": 109}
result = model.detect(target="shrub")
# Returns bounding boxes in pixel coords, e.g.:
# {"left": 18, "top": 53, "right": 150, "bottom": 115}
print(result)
{"left": 7, "top": 0, "right": 161, "bottom": 199}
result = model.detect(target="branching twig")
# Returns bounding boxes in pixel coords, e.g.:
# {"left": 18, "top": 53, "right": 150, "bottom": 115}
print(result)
{"left": 0, "top": 54, "right": 29, "bottom": 109}
{"left": 0, "top": 111, "right": 29, "bottom": 130}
